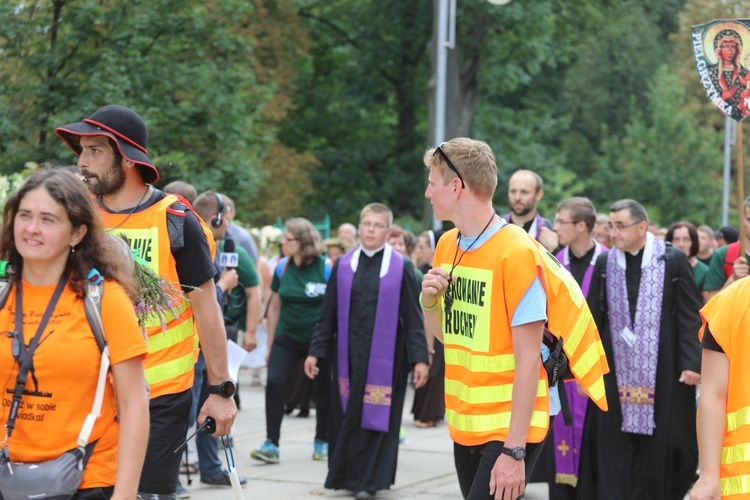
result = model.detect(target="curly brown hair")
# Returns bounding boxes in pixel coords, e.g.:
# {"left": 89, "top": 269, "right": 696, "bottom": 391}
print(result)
{"left": 0, "top": 169, "right": 137, "bottom": 297}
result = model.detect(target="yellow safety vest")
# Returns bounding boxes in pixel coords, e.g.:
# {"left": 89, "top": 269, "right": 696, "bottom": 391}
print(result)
{"left": 435, "top": 224, "right": 609, "bottom": 446}
{"left": 700, "top": 278, "right": 750, "bottom": 498}
{"left": 98, "top": 194, "right": 213, "bottom": 398}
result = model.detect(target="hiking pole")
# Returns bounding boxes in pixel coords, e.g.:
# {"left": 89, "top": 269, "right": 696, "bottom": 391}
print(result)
{"left": 221, "top": 435, "right": 246, "bottom": 500}
{"left": 172, "top": 417, "right": 216, "bottom": 455}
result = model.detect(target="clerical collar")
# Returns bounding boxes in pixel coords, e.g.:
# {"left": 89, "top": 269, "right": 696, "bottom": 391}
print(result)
{"left": 570, "top": 244, "right": 596, "bottom": 265}
{"left": 362, "top": 245, "right": 385, "bottom": 258}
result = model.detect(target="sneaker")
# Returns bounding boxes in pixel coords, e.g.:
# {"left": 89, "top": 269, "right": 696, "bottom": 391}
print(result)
{"left": 175, "top": 482, "right": 190, "bottom": 499}
{"left": 200, "top": 470, "right": 248, "bottom": 486}
{"left": 312, "top": 439, "right": 328, "bottom": 460}
{"left": 398, "top": 426, "right": 408, "bottom": 444}
{"left": 355, "top": 491, "right": 376, "bottom": 500}
{"left": 250, "top": 440, "right": 279, "bottom": 464}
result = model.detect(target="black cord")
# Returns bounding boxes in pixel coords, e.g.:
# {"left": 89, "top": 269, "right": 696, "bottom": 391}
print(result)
{"left": 444, "top": 212, "right": 497, "bottom": 316}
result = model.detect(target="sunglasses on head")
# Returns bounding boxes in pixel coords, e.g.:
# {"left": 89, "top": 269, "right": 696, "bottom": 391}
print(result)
{"left": 433, "top": 143, "right": 465, "bottom": 189}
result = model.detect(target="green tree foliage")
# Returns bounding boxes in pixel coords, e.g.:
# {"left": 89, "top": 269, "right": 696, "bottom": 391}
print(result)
{"left": 278, "top": 0, "right": 433, "bottom": 225}
{"left": 591, "top": 66, "right": 722, "bottom": 225}
{"left": 0, "top": 0, "right": 306, "bottom": 216}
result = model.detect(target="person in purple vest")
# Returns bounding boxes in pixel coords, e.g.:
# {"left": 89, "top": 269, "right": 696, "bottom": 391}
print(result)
{"left": 536, "top": 197, "right": 606, "bottom": 498}
{"left": 578, "top": 199, "right": 703, "bottom": 500}
{"left": 304, "top": 202, "right": 429, "bottom": 500}
{"left": 506, "top": 170, "right": 558, "bottom": 252}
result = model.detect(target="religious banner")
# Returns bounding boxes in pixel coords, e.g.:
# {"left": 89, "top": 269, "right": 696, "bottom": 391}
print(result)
{"left": 692, "top": 19, "right": 750, "bottom": 122}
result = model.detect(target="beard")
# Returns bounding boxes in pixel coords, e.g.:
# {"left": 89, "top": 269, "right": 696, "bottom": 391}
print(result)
{"left": 83, "top": 156, "right": 126, "bottom": 196}
{"left": 511, "top": 200, "right": 535, "bottom": 217}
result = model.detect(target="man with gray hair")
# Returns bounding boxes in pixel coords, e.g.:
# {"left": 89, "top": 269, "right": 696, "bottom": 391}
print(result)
{"left": 579, "top": 199, "right": 703, "bottom": 499}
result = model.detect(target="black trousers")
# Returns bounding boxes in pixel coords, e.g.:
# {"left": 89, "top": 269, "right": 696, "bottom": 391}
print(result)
{"left": 266, "top": 334, "right": 330, "bottom": 445}
{"left": 138, "top": 390, "right": 193, "bottom": 494}
{"left": 453, "top": 436, "right": 547, "bottom": 500}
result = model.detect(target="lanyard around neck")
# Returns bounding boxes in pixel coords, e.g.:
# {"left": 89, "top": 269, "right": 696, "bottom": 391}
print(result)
{"left": 5, "top": 276, "right": 67, "bottom": 440}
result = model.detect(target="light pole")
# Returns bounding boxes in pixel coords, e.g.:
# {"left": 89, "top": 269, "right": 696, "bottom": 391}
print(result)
{"left": 431, "top": 0, "right": 511, "bottom": 230}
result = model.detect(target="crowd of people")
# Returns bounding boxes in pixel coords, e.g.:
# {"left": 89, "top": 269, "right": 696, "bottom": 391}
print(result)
{"left": 0, "top": 104, "right": 747, "bottom": 500}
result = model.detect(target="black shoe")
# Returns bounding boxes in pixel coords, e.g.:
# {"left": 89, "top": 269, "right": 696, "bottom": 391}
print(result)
{"left": 200, "top": 470, "right": 247, "bottom": 486}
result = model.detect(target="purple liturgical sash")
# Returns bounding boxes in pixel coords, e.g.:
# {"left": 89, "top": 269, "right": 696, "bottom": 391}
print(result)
{"left": 606, "top": 234, "right": 665, "bottom": 435}
{"left": 505, "top": 212, "right": 546, "bottom": 240}
{"left": 336, "top": 245, "right": 403, "bottom": 433}
{"left": 552, "top": 241, "right": 605, "bottom": 486}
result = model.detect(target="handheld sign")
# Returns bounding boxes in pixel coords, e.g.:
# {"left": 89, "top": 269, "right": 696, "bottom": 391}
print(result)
{"left": 692, "top": 19, "right": 750, "bottom": 122}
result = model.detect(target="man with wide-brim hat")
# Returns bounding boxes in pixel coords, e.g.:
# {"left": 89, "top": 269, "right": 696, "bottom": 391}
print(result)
{"left": 56, "top": 105, "right": 238, "bottom": 497}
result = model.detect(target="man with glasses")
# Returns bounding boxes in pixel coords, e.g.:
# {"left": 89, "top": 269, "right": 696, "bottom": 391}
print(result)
{"left": 304, "top": 203, "right": 429, "bottom": 500}
{"left": 506, "top": 169, "right": 558, "bottom": 252}
{"left": 579, "top": 199, "right": 703, "bottom": 500}
{"left": 542, "top": 197, "right": 607, "bottom": 499}
{"left": 420, "top": 138, "right": 608, "bottom": 500}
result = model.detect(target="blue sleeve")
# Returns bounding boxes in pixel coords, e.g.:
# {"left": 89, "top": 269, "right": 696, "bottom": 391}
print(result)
{"left": 510, "top": 278, "right": 547, "bottom": 327}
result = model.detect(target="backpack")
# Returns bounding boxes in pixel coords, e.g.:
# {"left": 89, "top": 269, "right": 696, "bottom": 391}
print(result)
{"left": 723, "top": 241, "right": 741, "bottom": 280}
{"left": 275, "top": 256, "right": 333, "bottom": 282}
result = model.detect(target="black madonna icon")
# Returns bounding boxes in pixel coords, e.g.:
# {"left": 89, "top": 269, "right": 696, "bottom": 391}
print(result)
{"left": 692, "top": 19, "right": 750, "bottom": 122}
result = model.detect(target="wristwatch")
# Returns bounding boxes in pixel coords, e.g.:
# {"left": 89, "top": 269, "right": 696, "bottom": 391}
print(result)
{"left": 501, "top": 446, "right": 527, "bottom": 461}
{"left": 209, "top": 380, "right": 236, "bottom": 398}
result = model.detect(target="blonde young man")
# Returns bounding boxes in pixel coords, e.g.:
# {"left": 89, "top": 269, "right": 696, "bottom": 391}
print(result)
{"left": 305, "top": 203, "right": 429, "bottom": 500}
{"left": 420, "top": 138, "right": 607, "bottom": 500}
{"left": 56, "top": 105, "right": 236, "bottom": 499}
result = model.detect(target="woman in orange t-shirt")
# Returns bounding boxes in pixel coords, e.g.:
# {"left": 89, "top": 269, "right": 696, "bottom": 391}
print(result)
{"left": 0, "top": 169, "right": 149, "bottom": 500}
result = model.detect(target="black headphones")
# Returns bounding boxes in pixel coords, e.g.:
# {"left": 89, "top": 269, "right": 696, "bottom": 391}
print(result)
{"left": 211, "top": 192, "right": 224, "bottom": 228}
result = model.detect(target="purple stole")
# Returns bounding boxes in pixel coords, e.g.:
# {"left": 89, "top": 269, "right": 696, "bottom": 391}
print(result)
{"left": 552, "top": 241, "right": 606, "bottom": 486}
{"left": 505, "top": 212, "right": 546, "bottom": 240}
{"left": 606, "top": 233, "right": 665, "bottom": 435}
{"left": 336, "top": 245, "right": 403, "bottom": 433}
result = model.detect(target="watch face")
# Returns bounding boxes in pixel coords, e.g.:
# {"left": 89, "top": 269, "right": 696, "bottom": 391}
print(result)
{"left": 512, "top": 447, "right": 526, "bottom": 460}
{"left": 223, "top": 381, "right": 236, "bottom": 397}
{"left": 221, "top": 380, "right": 236, "bottom": 398}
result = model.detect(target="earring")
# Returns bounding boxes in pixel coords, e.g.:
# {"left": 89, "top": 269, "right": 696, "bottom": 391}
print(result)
{"left": 70, "top": 246, "right": 76, "bottom": 254}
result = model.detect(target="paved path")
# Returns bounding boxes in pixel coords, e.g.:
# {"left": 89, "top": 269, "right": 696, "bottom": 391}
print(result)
{"left": 179, "top": 367, "right": 550, "bottom": 499}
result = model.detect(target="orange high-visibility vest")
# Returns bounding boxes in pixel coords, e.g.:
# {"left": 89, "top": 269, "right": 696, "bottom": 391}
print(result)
{"left": 435, "top": 223, "right": 608, "bottom": 446}
{"left": 98, "top": 194, "right": 214, "bottom": 398}
{"left": 700, "top": 278, "right": 750, "bottom": 499}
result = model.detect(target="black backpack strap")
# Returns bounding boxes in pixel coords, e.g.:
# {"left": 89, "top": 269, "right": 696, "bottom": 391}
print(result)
{"left": 557, "top": 380, "right": 573, "bottom": 426}
{"left": 167, "top": 201, "right": 189, "bottom": 251}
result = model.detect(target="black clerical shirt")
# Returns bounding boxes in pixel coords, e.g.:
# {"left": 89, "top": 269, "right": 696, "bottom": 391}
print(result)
{"left": 625, "top": 249, "right": 644, "bottom": 324}
{"left": 568, "top": 244, "right": 597, "bottom": 286}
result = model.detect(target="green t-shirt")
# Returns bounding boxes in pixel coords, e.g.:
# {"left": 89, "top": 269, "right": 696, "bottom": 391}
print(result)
{"left": 218, "top": 240, "right": 259, "bottom": 329}
{"left": 692, "top": 259, "right": 709, "bottom": 292}
{"left": 704, "top": 245, "right": 750, "bottom": 291}
{"left": 271, "top": 255, "right": 329, "bottom": 344}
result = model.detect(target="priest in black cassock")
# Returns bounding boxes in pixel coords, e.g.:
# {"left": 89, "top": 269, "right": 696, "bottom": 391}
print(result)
{"left": 305, "top": 203, "right": 429, "bottom": 500}
{"left": 578, "top": 199, "right": 702, "bottom": 500}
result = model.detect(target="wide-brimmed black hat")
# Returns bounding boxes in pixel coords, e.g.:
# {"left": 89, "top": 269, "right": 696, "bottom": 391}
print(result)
{"left": 55, "top": 105, "right": 159, "bottom": 184}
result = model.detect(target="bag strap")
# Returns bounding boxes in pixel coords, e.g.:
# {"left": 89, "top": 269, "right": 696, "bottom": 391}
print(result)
{"left": 78, "top": 270, "right": 109, "bottom": 448}
{"left": 6, "top": 277, "right": 67, "bottom": 440}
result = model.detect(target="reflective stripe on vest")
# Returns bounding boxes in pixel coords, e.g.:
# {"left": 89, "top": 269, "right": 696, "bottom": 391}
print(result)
{"left": 99, "top": 195, "right": 199, "bottom": 398}
{"left": 146, "top": 351, "right": 196, "bottom": 387}
{"left": 445, "top": 409, "right": 549, "bottom": 435}
{"left": 721, "top": 473, "right": 750, "bottom": 497}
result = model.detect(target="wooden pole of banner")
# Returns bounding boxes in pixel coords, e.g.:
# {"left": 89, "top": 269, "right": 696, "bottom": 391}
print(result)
{"left": 738, "top": 121, "right": 745, "bottom": 257}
